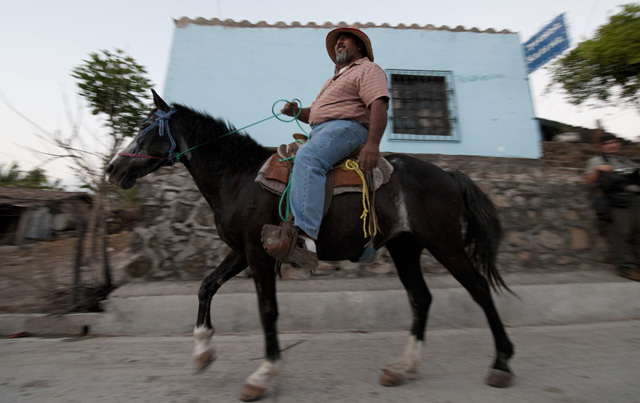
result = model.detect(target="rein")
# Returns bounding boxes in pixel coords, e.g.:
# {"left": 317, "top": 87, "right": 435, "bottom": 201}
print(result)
{"left": 118, "top": 99, "right": 307, "bottom": 164}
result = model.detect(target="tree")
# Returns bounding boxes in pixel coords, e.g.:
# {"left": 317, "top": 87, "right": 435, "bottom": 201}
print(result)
{"left": 21, "top": 167, "right": 62, "bottom": 189}
{"left": 3, "top": 48, "right": 152, "bottom": 310}
{"left": 71, "top": 48, "right": 153, "bottom": 139}
{"left": 0, "top": 162, "right": 62, "bottom": 189}
{"left": 0, "top": 163, "right": 21, "bottom": 186}
{"left": 64, "top": 48, "right": 153, "bottom": 292}
{"left": 548, "top": 3, "right": 640, "bottom": 109}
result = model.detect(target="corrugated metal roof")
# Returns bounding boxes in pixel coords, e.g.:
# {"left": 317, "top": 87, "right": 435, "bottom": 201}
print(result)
{"left": 0, "top": 187, "right": 92, "bottom": 208}
{"left": 173, "top": 18, "right": 515, "bottom": 35}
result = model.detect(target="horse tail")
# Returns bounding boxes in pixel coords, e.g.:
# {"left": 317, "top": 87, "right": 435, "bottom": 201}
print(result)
{"left": 446, "top": 169, "right": 509, "bottom": 292}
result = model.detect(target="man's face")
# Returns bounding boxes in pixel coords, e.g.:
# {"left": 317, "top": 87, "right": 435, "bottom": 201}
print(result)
{"left": 602, "top": 139, "right": 622, "bottom": 154}
{"left": 335, "top": 33, "right": 362, "bottom": 66}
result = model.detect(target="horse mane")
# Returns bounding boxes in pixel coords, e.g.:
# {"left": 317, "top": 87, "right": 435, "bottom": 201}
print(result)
{"left": 171, "top": 103, "right": 272, "bottom": 172}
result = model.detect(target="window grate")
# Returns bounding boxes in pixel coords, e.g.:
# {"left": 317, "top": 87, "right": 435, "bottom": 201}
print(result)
{"left": 387, "top": 70, "right": 459, "bottom": 141}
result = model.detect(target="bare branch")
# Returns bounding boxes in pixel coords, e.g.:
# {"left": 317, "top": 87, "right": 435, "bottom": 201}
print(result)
{"left": 0, "top": 89, "right": 52, "bottom": 138}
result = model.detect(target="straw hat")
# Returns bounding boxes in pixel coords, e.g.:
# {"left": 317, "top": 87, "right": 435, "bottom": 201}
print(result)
{"left": 325, "top": 25, "right": 374, "bottom": 64}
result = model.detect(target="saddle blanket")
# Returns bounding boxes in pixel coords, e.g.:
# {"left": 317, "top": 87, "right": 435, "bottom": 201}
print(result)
{"left": 255, "top": 154, "right": 394, "bottom": 196}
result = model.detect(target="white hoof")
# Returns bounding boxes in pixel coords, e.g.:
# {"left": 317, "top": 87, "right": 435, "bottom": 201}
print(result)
{"left": 193, "top": 326, "right": 215, "bottom": 371}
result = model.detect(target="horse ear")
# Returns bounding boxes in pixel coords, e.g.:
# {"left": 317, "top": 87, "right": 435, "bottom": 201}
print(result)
{"left": 151, "top": 89, "right": 170, "bottom": 112}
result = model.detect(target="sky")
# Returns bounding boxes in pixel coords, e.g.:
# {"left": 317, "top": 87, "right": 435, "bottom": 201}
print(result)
{"left": 1, "top": 0, "right": 638, "bottom": 188}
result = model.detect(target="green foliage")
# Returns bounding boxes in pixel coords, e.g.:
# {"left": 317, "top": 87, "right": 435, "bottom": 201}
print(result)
{"left": 0, "top": 163, "right": 21, "bottom": 186}
{"left": 0, "top": 162, "right": 63, "bottom": 190}
{"left": 109, "top": 187, "right": 139, "bottom": 208}
{"left": 549, "top": 3, "right": 640, "bottom": 108}
{"left": 71, "top": 48, "right": 153, "bottom": 138}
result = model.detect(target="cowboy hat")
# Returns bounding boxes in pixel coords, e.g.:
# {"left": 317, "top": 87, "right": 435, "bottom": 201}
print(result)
{"left": 325, "top": 25, "right": 374, "bottom": 64}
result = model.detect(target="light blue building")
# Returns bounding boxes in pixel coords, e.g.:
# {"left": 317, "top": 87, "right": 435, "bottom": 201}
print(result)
{"left": 164, "top": 19, "right": 541, "bottom": 159}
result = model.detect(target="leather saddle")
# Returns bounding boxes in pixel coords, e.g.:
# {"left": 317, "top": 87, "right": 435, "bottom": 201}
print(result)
{"left": 255, "top": 134, "right": 394, "bottom": 200}
{"left": 258, "top": 134, "right": 393, "bottom": 268}
{"left": 262, "top": 153, "right": 366, "bottom": 189}
{"left": 263, "top": 133, "right": 368, "bottom": 189}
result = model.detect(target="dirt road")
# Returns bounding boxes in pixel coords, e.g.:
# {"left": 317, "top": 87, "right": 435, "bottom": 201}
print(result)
{"left": 0, "top": 232, "right": 133, "bottom": 313}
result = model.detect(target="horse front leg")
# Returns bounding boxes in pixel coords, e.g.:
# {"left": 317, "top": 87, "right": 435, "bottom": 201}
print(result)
{"left": 239, "top": 255, "right": 281, "bottom": 402}
{"left": 193, "top": 250, "right": 247, "bottom": 371}
{"left": 380, "top": 237, "right": 430, "bottom": 386}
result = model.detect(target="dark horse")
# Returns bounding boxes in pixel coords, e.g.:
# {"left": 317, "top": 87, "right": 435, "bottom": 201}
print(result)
{"left": 107, "top": 90, "right": 514, "bottom": 401}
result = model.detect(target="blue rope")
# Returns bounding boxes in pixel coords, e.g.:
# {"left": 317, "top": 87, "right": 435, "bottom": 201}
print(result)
{"left": 135, "top": 109, "right": 179, "bottom": 164}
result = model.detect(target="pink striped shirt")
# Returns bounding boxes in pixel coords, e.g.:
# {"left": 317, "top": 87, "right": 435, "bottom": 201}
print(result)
{"left": 309, "top": 57, "right": 389, "bottom": 128}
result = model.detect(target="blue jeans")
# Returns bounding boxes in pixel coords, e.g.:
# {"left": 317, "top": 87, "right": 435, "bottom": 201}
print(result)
{"left": 290, "top": 120, "right": 369, "bottom": 239}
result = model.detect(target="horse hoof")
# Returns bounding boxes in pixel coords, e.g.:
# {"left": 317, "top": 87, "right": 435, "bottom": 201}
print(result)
{"left": 239, "top": 383, "right": 266, "bottom": 402}
{"left": 193, "top": 349, "right": 216, "bottom": 372}
{"left": 379, "top": 369, "right": 404, "bottom": 387}
{"left": 486, "top": 369, "right": 512, "bottom": 388}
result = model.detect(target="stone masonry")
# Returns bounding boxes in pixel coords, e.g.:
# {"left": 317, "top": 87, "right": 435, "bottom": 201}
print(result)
{"left": 122, "top": 142, "right": 640, "bottom": 281}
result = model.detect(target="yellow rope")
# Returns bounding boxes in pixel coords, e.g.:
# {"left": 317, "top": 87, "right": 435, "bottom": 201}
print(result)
{"left": 339, "top": 159, "right": 377, "bottom": 238}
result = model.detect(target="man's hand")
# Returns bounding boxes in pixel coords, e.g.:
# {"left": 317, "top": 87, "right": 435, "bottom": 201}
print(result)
{"left": 281, "top": 102, "right": 299, "bottom": 117}
{"left": 586, "top": 164, "right": 614, "bottom": 185}
{"left": 358, "top": 142, "right": 379, "bottom": 172}
{"left": 280, "top": 102, "right": 310, "bottom": 124}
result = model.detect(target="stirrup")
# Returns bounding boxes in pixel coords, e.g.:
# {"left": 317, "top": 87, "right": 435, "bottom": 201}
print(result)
{"left": 261, "top": 222, "right": 318, "bottom": 272}
{"left": 261, "top": 222, "right": 297, "bottom": 261}
{"left": 287, "top": 239, "right": 318, "bottom": 272}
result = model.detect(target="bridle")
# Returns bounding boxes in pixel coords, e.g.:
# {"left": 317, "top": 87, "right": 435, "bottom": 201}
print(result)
{"left": 117, "top": 98, "right": 309, "bottom": 165}
{"left": 118, "top": 108, "right": 180, "bottom": 165}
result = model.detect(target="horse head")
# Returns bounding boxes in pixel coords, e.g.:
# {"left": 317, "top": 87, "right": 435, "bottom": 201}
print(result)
{"left": 107, "top": 90, "right": 189, "bottom": 190}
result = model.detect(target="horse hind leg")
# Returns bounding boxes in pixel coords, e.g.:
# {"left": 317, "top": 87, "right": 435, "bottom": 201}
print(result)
{"left": 240, "top": 360, "right": 282, "bottom": 402}
{"left": 433, "top": 245, "right": 514, "bottom": 387}
{"left": 465, "top": 271, "right": 514, "bottom": 387}
{"left": 193, "top": 250, "right": 247, "bottom": 371}
{"left": 380, "top": 235, "right": 431, "bottom": 386}
{"left": 380, "top": 335, "right": 424, "bottom": 387}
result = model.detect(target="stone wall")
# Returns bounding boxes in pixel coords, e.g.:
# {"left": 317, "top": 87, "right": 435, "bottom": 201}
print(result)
{"left": 122, "top": 142, "right": 640, "bottom": 281}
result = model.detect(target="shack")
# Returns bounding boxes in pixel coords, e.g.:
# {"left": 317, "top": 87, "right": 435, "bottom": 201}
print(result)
{"left": 0, "top": 187, "right": 92, "bottom": 245}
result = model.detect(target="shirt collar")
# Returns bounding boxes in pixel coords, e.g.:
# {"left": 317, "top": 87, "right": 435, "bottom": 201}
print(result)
{"left": 333, "top": 56, "right": 370, "bottom": 75}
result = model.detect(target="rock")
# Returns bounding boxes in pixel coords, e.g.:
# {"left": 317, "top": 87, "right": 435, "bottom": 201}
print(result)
{"left": 125, "top": 255, "right": 153, "bottom": 278}
{"left": 538, "top": 230, "right": 566, "bottom": 251}
{"left": 569, "top": 228, "right": 590, "bottom": 251}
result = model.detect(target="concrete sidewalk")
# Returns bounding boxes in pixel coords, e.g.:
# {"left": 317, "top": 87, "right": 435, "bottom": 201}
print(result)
{"left": 1, "top": 269, "right": 639, "bottom": 337}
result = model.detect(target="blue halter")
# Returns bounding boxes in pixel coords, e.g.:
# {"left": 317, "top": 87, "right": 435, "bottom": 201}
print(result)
{"left": 134, "top": 108, "right": 179, "bottom": 164}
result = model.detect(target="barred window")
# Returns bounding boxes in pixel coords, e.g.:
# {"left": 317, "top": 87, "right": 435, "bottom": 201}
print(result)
{"left": 388, "top": 70, "right": 459, "bottom": 141}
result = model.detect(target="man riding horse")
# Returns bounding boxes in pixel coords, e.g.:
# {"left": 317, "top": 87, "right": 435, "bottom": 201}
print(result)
{"left": 280, "top": 26, "right": 390, "bottom": 270}
{"left": 107, "top": 25, "right": 514, "bottom": 401}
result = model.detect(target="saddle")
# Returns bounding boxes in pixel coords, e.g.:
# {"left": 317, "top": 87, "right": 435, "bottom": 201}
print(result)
{"left": 257, "top": 134, "right": 394, "bottom": 269}
{"left": 261, "top": 153, "right": 369, "bottom": 189}
{"left": 256, "top": 134, "right": 394, "bottom": 197}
